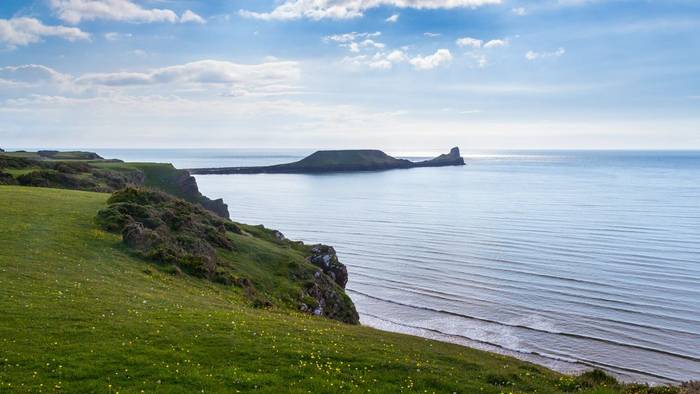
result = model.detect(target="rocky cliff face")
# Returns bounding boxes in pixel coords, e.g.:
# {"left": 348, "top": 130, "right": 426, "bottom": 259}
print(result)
{"left": 302, "top": 244, "right": 358, "bottom": 323}
{"left": 173, "top": 170, "right": 230, "bottom": 219}
{"left": 415, "top": 147, "right": 465, "bottom": 167}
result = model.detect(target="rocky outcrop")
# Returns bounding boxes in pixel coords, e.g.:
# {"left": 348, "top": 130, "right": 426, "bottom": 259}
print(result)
{"left": 300, "top": 244, "right": 358, "bottom": 324}
{"left": 415, "top": 147, "right": 465, "bottom": 167}
{"left": 301, "top": 271, "right": 359, "bottom": 324}
{"left": 188, "top": 147, "right": 466, "bottom": 175}
{"left": 309, "top": 244, "right": 348, "bottom": 288}
{"left": 169, "top": 169, "right": 230, "bottom": 219}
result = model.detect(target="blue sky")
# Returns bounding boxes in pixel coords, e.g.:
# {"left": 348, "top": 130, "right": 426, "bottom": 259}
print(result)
{"left": 1, "top": 0, "right": 698, "bottom": 150}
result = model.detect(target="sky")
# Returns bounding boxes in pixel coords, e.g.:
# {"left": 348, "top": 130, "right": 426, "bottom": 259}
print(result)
{"left": 0, "top": 0, "right": 699, "bottom": 150}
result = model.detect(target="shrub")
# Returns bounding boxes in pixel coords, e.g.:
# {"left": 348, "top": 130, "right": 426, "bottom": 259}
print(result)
{"left": 17, "top": 170, "right": 100, "bottom": 191}
{"left": 0, "top": 172, "right": 16, "bottom": 185}
{"left": 97, "top": 188, "right": 235, "bottom": 280}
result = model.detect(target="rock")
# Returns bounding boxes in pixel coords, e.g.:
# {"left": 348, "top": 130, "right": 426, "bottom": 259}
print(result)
{"left": 417, "top": 146, "right": 465, "bottom": 167}
{"left": 301, "top": 273, "right": 359, "bottom": 324}
{"left": 272, "top": 230, "right": 286, "bottom": 241}
{"left": 200, "top": 197, "right": 230, "bottom": 220}
{"left": 309, "top": 244, "right": 348, "bottom": 288}
{"left": 176, "top": 171, "right": 230, "bottom": 219}
{"left": 302, "top": 244, "right": 359, "bottom": 324}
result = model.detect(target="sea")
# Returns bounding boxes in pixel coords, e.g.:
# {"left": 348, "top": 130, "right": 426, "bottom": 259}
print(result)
{"left": 93, "top": 149, "right": 700, "bottom": 384}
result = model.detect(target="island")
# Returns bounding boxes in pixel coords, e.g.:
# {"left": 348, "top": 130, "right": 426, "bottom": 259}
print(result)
{"left": 188, "top": 146, "right": 465, "bottom": 175}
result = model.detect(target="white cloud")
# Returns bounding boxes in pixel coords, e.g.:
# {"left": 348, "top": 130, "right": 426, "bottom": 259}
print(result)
{"left": 104, "top": 31, "right": 132, "bottom": 41}
{"left": 180, "top": 10, "right": 206, "bottom": 24}
{"left": 343, "top": 47, "right": 452, "bottom": 71}
{"left": 456, "top": 37, "right": 482, "bottom": 48}
{"left": 342, "top": 49, "right": 407, "bottom": 70}
{"left": 324, "top": 31, "right": 381, "bottom": 43}
{"left": 324, "top": 32, "right": 386, "bottom": 53}
{"left": 409, "top": 49, "right": 452, "bottom": 70}
{"left": 526, "top": 47, "right": 565, "bottom": 60}
{"left": 424, "top": 32, "right": 441, "bottom": 37}
{"left": 483, "top": 39, "right": 508, "bottom": 48}
{"left": 360, "top": 39, "right": 385, "bottom": 49}
{"left": 512, "top": 7, "right": 526, "bottom": 15}
{"left": 50, "top": 0, "right": 180, "bottom": 24}
{"left": 385, "top": 14, "right": 399, "bottom": 23}
{"left": 468, "top": 53, "right": 488, "bottom": 68}
{"left": 240, "top": 0, "right": 501, "bottom": 21}
{"left": 0, "top": 17, "right": 89, "bottom": 48}
{"left": 0, "top": 64, "right": 72, "bottom": 85}
{"left": 386, "top": 50, "right": 407, "bottom": 63}
{"left": 73, "top": 60, "right": 300, "bottom": 95}
{"left": 0, "top": 60, "right": 301, "bottom": 97}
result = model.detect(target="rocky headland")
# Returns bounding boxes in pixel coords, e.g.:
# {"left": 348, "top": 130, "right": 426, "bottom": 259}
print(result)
{"left": 188, "top": 147, "right": 466, "bottom": 175}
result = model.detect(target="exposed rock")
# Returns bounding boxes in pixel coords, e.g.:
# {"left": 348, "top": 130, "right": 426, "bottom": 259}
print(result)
{"left": 174, "top": 171, "right": 230, "bottom": 219}
{"left": 301, "top": 270, "right": 359, "bottom": 324}
{"left": 272, "top": 230, "right": 286, "bottom": 241}
{"left": 301, "top": 244, "right": 358, "bottom": 324}
{"left": 417, "top": 146, "right": 465, "bottom": 167}
{"left": 199, "top": 197, "right": 230, "bottom": 220}
{"left": 309, "top": 244, "right": 348, "bottom": 288}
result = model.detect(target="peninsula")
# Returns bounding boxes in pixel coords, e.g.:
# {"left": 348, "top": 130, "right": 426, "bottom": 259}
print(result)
{"left": 188, "top": 147, "right": 465, "bottom": 175}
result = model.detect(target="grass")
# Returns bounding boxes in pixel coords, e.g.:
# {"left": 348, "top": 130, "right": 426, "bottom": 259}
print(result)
{"left": 92, "top": 162, "right": 191, "bottom": 198}
{"left": 0, "top": 185, "right": 679, "bottom": 393}
{"left": 1, "top": 168, "right": 40, "bottom": 177}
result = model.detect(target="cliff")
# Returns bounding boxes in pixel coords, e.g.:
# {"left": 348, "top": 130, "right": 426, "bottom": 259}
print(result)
{"left": 188, "top": 147, "right": 466, "bottom": 175}
{"left": 0, "top": 151, "right": 230, "bottom": 219}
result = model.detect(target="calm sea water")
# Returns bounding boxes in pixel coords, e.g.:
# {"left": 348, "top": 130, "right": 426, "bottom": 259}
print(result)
{"left": 95, "top": 149, "right": 700, "bottom": 383}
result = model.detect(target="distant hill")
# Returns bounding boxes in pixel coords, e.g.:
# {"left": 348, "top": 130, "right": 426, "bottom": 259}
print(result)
{"left": 189, "top": 147, "right": 465, "bottom": 175}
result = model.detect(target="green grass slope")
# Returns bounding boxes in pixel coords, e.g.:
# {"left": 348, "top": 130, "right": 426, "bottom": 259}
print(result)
{"left": 0, "top": 186, "right": 677, "bottom": 393}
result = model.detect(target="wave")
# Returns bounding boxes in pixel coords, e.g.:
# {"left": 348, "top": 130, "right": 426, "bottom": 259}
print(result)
{"left": 348, "top": 289, "right": 700, "bottom": 364}
{"left": 360, "top": 311, "right": 681, "bottom": 383}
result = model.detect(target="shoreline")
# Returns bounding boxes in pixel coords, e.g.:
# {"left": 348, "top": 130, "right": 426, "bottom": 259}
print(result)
{"left": 358, "top": 311, "right": 678, "bottom": 385}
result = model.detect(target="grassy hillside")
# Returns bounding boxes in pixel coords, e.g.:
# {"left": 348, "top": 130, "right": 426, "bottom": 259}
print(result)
{"left": 0, "top": 153, "right": 229, "bottom": 218}
{"left": 0, "top": 186, "right": 678, "bottom": 393}
{"left": 289, "top": 150, "right": 408, "bottom": 167}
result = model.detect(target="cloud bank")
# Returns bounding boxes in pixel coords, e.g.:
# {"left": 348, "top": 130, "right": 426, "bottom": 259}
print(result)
{"left": 240, "top": 0, "right": 501, "bottom": 21}
{"left": 0, "top": 17, "right": 89, "bottom": 48}
{"left": 50, "top": 0, "right": 204, "bottom": 24}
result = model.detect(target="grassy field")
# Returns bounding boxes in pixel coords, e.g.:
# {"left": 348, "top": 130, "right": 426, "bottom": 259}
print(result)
{"left": 0, "top": 186, "right": 678, "bottom": 393}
